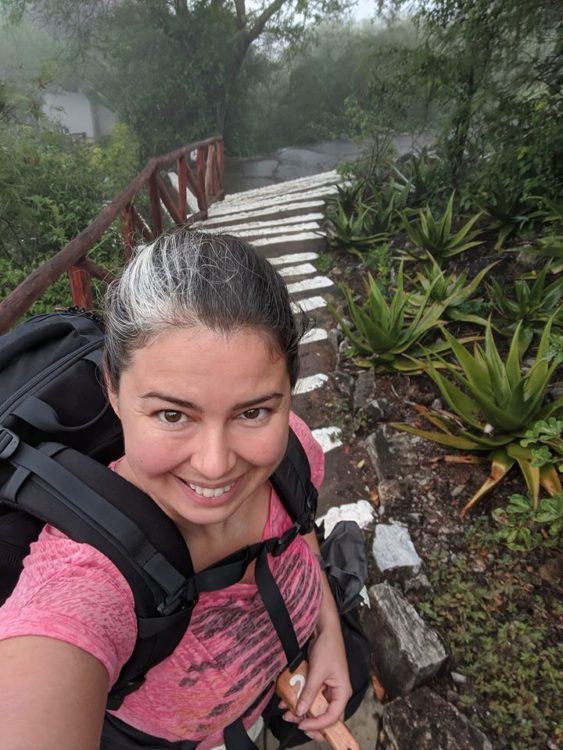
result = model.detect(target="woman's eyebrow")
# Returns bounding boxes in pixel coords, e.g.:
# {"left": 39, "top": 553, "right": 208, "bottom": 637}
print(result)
{"left": 140, "top": 391, "right": 284, "bottom": 411}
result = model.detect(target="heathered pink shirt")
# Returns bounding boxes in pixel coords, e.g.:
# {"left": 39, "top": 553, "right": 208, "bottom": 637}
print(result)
{"left": 0, "top": 412, "right": 324, "bottom": 745}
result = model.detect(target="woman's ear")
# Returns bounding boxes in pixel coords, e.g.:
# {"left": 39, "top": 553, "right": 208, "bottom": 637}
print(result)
{"left": 103, "top": 370, "right": 120, "bottom": 418}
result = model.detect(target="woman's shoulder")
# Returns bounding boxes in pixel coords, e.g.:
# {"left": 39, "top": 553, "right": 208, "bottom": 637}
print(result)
{"left": 0, "top": 524, "right": 137, "bottom": 687}
{"left": 289, "top": 411, "right": 324, "bottom": 490}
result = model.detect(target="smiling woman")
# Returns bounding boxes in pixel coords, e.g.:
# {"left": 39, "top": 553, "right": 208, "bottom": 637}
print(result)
{"left": 0, "top": 229, "right": 368, "bottom": 750}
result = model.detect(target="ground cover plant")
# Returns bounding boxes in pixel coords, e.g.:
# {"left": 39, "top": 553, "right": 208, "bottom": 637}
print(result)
{"left": 325, "top": 132, "right": 562, "bottom": 746}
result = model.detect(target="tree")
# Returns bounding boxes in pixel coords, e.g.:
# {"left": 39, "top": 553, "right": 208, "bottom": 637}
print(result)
{"left": 2, "top": 0, "right": 352, "bottom": 155}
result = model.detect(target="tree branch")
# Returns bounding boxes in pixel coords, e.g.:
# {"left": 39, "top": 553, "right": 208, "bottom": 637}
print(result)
{"left": 234, "top": 0, "right": 247, "bottom": 30}
{"left": 246, "top": 0, "right": 288, "bottom": 45}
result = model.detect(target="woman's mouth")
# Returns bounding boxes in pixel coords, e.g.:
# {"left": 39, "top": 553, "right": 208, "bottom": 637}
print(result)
{"left": 187, "top": 482, "right": 234, "bottom": 498}
{"left": 175, "top": 476, "right": 241, "bottom": 506}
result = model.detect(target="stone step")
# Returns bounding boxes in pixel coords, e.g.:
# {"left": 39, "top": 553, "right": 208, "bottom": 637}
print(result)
{"left": 197, "top": 200, "right": 326, "bottom": 228}
{"left": 300, "top": 327, "right": 328, "bottom": 345}
{"left": 195, "top": 212, "right": 324, "bottom": 235}
{"left": 290, "top": 295, "right": 327, "bottom": 313}
{"left": 278, "top": 263, "right": 317, "bottom": 278}
{"left": 294, "top": 373, "right": 329, "bottom": 395}
{"left": 286, "top": 275, "right": 333, "bottom": 295}
{"left": 311, "top": 426, "right": 343, "bottom": 452}
{"left": 253, "top": 232, "right": 325, "bottom": 257}
{"left": 222, "top": 221, "right": 321, "bottom": 242}
{"left": 221, "top": 170, "right": 342, "bottom": 204}
{"left": 207, "top": 185, "right": 338, "bottom": 218}
{"left": 270, "top": 252, "right": 319, "bottom": 266}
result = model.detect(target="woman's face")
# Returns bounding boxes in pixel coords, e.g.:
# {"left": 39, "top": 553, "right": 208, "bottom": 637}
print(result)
{"left": 108, "top": 326, "right": 292, "bottom": 532}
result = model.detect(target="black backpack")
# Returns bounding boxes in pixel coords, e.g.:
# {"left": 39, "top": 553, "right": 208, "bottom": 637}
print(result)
{"left": 0, "top": 311, "right": 319, "bottom": 710}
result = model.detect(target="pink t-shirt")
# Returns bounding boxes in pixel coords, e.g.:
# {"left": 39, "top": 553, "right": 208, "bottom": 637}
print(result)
{"left": 0, "top": 413, "right": 324, "bottom": 745}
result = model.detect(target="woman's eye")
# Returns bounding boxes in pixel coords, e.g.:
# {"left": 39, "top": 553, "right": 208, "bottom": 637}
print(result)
{"left": 157, "top": 410, "right": 186, "bottom": 424}
{"left": 239, "top": 407, "right": 269, "bottom": 422}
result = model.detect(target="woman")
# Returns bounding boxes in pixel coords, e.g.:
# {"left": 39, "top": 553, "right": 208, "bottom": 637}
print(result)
{"left": 0, "top": 230, "right": 355, "bottom": 749}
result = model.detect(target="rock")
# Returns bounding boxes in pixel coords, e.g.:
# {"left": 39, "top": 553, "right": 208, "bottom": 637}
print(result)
{"left": 363, "top": 425, "right": 425, "bottom": 481}
{"left": 366, "top": 583, "right": 447, "bottom": 696}
{"left": 327, "top": 328, "right": 341, "bottom": 357}
{"left": 451, "top": 484, "right": 465, "bottom": 498}
{"left": 403, "top": 572, "right": 432, "bottom": 595}
{"left": 430, "top": 398, "right": 443, "bottom": 411}
{"left": 353, "top": 370, "right": 376, "bottom": 411}
{"left": 364, "top": 397, "right": 393, "bottom": 423}
{"left": 451, "top": 671, "right": 468, "bottom": 685}
{"left": 383, "top": 687, "right": 493, "bottom": 750}
{"left": 377, "top": 479, "right": 412, "bottom": 511}
{"left": 406, "top": 511, "right": 424, "bottom": 527}
{"left": 318, "top": 499, "right": 375, "bottom": 537}
{"left": 372, "top": 524, "right": 422, "bottom": 581}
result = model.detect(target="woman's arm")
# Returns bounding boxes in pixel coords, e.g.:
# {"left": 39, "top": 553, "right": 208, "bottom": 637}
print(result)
{"left": 285, "top": 530, "right": 352, "bottom": 738}
{"left": 0, "top": 635, "right": 108, "bottom": 750}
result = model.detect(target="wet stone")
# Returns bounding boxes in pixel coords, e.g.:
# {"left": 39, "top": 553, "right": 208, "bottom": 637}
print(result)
{"left": 383, "top": 687, "right": 493, "bottom": 750}
{"left": 353, "top": 370, "right": 375, "bottom": 411}
{"left": 364, "top": 397, "right": 393, "bottom": 423}
{"left": 364, "top": 425, "right": 425, "bottom": 481}
{"left": 372, "top": 523, "right": 422, "bottom": 581}
{"left": 377, "top": 479, "right": 411, "bottom": 511}
{"left": 366, "top": 583, "right": 447, "bottom": 697}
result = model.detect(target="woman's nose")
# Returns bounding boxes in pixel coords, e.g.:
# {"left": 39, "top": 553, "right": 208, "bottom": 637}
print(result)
{"left": 189, "top": 424, "right": 236, "bottom": 480}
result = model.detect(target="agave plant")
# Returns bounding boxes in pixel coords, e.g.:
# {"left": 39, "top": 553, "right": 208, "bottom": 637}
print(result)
{"left": 392, "top": 319, "right": 563, "bottom": 516}
{"left": 410, "top": 257, "right": 497, "bottom": 325}
{"left": 487, "top": 263, "right": 562, "bottom": 352}
{"left": 508, "top": 236, "right": 563, "bottom": 275}
{"left": 329, "top": 263, "right": 468, "bottom": 372}
{"left": 325, "top": 201, "right": 388, "bottom": 258}
{"left": 400, "top": 192, "right": 483, "bottom": 261}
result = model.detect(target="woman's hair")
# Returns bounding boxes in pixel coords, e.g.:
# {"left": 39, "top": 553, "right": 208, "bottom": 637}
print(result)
{"left": 103, "top": 228, "right": 308, "bottom": 390}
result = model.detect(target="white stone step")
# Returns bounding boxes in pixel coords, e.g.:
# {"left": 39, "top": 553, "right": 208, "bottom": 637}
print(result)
{"left": 312, "top": 426, "right": 343, "bottom": 452}
{"left": 253, "top": 232, "right": 325, "bottom": 256}
{"left": 195, "top": 213, "right": 324, "bottom": 234}
{"left": 278, "top": 263, "right": 317, "bottom": 278}
{"left": 223, "top": 222, "right": 321, "bottom": 242}
{"left": 270, "top": 252, "right": 319, "bottom": 266}
{"left": 301, "top": 328, "right": 328, "bottom": 345}
{"left": 198, "top": 200, "right": 326, "bottom": 228}
{"left": 291, "top": 296, "right": 327, "bottom": 313}
{"left": 222, "top": 170, "right": 342, "bottom": 204}
{"left": 287, "top": 275, "right": 333, "bottom": 295}
{"left": 294, "top": 373, "right": 329, "bottom": 395}
{"left": 208, "top": 185, "right": 338, "bottom": 218}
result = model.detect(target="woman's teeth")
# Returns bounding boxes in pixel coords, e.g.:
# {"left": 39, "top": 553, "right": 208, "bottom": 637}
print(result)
{"left": 188, "top": 482, "right": 234, "bottom": 498}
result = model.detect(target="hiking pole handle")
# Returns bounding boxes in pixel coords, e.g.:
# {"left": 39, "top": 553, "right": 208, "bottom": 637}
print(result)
{"left": 276, "top": 662, "right": 360, "bottom": 750}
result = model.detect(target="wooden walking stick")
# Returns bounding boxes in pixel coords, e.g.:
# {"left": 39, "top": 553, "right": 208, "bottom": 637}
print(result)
{"left": 276, "top": 661, "right": 360, "bottom": 750}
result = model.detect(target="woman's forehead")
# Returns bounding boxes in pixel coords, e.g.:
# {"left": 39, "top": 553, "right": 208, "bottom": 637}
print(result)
{"left": 123, "top": 325, "right": 289, "bottom": 396}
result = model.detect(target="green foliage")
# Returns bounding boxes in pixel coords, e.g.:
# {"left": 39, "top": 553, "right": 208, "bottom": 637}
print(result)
{"left": 330, "top": 263, "right": 458, "bottom": 372}
{"left": 492, "top": 492, "right": 563, "bottom": 552}
{"left": 393, "top": 319, "right": 563, "bottom": 512}
{"left": 410, "top": 257, "right": 495, "bottom": 325}
{"left": 400, "top": 192, "right": 483, "bottom": 260}
{"left": 418, "top": 519, "right": 562, "bottom": 749}
{"left": 521, "top": 418, "right": 563, "bottom": 474}
{"left": 487, "top": 265, "right": 563, "bottom": 352}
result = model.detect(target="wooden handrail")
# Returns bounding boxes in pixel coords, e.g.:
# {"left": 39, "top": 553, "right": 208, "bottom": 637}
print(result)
{"left": 0, "top": 135, "right": 224, "bottom": 333}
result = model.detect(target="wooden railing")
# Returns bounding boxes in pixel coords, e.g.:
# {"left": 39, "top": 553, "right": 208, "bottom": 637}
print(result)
{"left": 0, "top": 135, "right": 224, "bottom": 334}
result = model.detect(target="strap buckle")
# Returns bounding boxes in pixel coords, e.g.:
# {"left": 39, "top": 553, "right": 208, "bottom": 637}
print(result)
{"left": 270, "top": 522, "right": 301, "bottom": 557}
{"left": 157, "top": 579, "right": 198, "bottom": 616}
{"left": 0, "top": 427, "right": 20, "bottom": 460}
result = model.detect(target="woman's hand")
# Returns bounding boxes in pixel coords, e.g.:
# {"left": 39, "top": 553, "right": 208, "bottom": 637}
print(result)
{"left": 281, "top": 530, "right": 352, "bottom": 742}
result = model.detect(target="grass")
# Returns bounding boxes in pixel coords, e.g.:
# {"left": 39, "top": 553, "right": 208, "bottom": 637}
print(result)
{"left": 417, "top": 518, "right": 562, "bottom": 750}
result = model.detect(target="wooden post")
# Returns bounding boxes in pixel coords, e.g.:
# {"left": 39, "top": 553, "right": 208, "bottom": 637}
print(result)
{"left": 131, "top": 205, "right": 154, "bottom": 242}
{"left": 147, "top": 171, "right": 163, "bottom": 236}
{"left": 177, "top": 156, "right": 188, "bottom": 220}
{"left": 121, "top": 203, "right": 135, "bottom": 261}
{"left": 156, "top": 174, "right": 184, "bottom": 225}
{"left": 68, "top": 264, "right": 93, "bottom": 309}
{"left": 205, "top": 144, "right": 215, "bottom": 202}
{"left": 196, "top": 146, "right": 208, "bottom": 211}
{"left": 216, "top": 139, "right": 224, "bottom": 196}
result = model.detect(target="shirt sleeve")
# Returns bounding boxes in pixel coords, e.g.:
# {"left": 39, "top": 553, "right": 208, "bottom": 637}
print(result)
{"left": 288, "top": 411, "right": 325, "bottom": 489}
{"left": 0, "top": 524, "right": 137, "bottom": 688}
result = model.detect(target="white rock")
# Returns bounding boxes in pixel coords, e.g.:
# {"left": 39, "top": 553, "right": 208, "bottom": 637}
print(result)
{"left": 318, "top": 499, "right": 375, "bottom": 537}
{"left": 373, "top": 523, "right": 422, "bottom": 575}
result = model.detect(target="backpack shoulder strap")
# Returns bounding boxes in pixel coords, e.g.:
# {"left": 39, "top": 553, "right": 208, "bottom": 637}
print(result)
{"left": 0, "top": 430, "right": 194, "bottom": 708}
{"left": 269, "top": 427, "right": 318, "bottom": 533}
